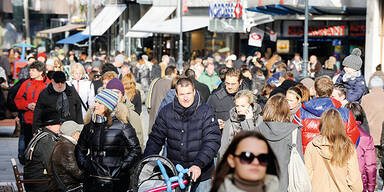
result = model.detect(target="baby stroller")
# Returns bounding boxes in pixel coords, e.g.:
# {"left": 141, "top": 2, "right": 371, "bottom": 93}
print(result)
{"left": 133, "top": 155, "right": 193, "bottom": 192}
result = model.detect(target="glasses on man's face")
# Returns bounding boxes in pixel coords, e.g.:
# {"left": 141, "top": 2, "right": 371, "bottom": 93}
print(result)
{"left": 233, "top": 152, "right": 269, "bottom": 166}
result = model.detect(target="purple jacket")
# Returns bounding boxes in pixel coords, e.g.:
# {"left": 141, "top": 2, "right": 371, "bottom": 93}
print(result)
{"left": 356, "top": 122, "right": 377, "bottom": 192}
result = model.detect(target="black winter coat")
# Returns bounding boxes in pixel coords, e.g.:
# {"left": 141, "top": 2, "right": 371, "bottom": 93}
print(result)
{"left": 33, "top": 83, "right": 83, "bottom": 133}
{"left": 207, "top": 87, "right": 236, "bottom": 121}
{"left": 192, "top": 79, "right": 210, "bottom": 103}
{"left": 75, "top": 116, "right": 141, "bottom": 192}
{"left": 24, "top": 128, "right": 59, "bottom": 192}
{"left": 208, "top": 81, "right": 249, "bottom": 121}
{"left": 48, "top": 136, "right": 83, "bottom": 191}
{"left": 144, "top": 93, "right": 221, "bottom": 181}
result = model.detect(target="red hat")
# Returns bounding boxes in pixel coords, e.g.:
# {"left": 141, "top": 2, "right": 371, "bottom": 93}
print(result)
{"left": 37, "top": 52, "right": 46, "bottom": 60}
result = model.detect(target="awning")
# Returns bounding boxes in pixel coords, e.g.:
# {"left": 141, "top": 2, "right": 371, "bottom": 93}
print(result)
{"left": 127, "top": 16, "right": 208, "bottom": 36}
{"left": 38, "top": 24, "right": 85, "bottom": 34}
{"left": 57, "top": 32, "right": 89, "bottom": 44}
{"left": 150, "top": 16, "right": 209, "bottom": 34}
{"left": 126, "top": 6, "right": 177, "bottom": 37}
{"left": 82, "top": 4, "right": 127, "bottom": 36}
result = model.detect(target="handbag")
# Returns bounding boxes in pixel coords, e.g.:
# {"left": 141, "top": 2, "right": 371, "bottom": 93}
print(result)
{"left": 287, "top": 128, "right": 312, "bottom": 192}
{"left": 322, "top": 157, "right": 341, "bottom": 192}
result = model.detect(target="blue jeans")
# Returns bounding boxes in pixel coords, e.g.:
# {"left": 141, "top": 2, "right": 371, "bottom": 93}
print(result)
{"left": 18, "top": 127, "right": 25, "bottom": 158}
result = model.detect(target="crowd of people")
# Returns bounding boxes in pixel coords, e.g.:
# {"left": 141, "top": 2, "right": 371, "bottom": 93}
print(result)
{"left": 0, "top": 46, "right": 384, "bottom": 192}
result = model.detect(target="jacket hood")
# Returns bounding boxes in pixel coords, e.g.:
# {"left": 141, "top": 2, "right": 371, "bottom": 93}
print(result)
{"left": 256, "top": 121, "right": 299, "bottom": 141}
{"left": 84, "top": 102, "right": 129, "bottom": 124}
{"left": 311, "top": 135, "right": 332, "bottom": 159}
{"left": 301, "top": 97, "right": 340, "bottom": 117}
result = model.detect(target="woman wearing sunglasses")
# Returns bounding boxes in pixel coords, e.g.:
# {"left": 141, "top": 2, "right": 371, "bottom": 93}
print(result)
{"left": 211, "top": 131, "right": 279, "bottom": 192}
{"left": 304, "top": 109, "right": 363, "bottom": 192}
{"left": 254, "top": 94, "right": 303, "bottom": 191}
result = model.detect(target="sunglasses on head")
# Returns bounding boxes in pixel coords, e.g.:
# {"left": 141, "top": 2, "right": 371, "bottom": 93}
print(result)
{"left": 233, "top": 152, "right": 269, "bottom": 166}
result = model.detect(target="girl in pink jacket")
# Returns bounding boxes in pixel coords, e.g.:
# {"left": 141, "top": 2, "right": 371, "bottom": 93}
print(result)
{"left": 346, "top": 102, "right": 377, "bottom": 192}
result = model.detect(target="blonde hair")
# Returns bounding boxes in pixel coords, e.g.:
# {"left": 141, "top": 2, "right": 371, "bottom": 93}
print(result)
{"left": 53, "top": 57, "right": 63, "bottom": 71}
{"left": 325, "top": 56, "right": 336, "bottom": 70}
{"left": 70, "top": 63, "right": 86, "bottom": 78}
{"left": 263, "top": 94, "right": 290, "bottom": 122}
{"left": 235, "top": 90, "right": 254, "bottom": 104}
{"left": 102, "top": 71, "right": 118, "bottom": 81}
{"left": 319, "top": 109, "right": 354, "bottom": 166}
{"left": 121, "top": 73, "right": 137, "bottom": 101}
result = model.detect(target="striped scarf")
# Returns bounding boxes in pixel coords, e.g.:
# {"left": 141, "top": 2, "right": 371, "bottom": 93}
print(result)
{"left": 92, "top": 113, "right": 107, "bottom": 124}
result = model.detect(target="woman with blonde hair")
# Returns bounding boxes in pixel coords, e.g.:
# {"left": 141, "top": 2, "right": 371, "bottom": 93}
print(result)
{"left": 67, "top": 63, "right": 95, "bottom": 118}
{"left": 121, "top": 73, "right": 141, "bottom": 114}
{"left": 255, "top": 94, "right": 303, "bottom": 191}
{"left": 305, "top": 109, "right": 363, "bottom": 192}
{"left": 219, "top": 90, "right": 262, "bottom": 158}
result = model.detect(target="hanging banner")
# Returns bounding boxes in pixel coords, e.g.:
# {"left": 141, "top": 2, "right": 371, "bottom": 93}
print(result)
{"left": 269, "top": 30, "right": 277, "bottom": 42}
{"left": 248, "top": 28, "right": 264, "bottom": 47}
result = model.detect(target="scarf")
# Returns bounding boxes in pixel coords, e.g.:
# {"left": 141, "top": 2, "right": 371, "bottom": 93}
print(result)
{"left": 56, "top": 92, "right": 70, "bottom": 121}
{"left": 342, "top": 70, "right": 361, "bottom": 82}
{"left": 92, "top": 112, "right": 107, "bottom": 124}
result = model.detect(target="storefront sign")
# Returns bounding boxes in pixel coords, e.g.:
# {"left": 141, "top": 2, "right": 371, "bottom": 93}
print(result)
{"left": 349, "top": 23, "right": 365, "bottom": 37}
{"left": 277, "top": 40, "right": 290, "bottom": 54}
{"left": 209, "top": 0, "right": 243, "bottom": 19}
{"left": 248, "top": 28, "right": 264, "bottom": 47}
{"left": 288, "top": 25, "right": 346, "bottom": 36}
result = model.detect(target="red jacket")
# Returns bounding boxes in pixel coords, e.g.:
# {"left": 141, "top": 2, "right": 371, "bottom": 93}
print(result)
{"left": 293, "top": 97, "right": 360, "bottom": 153}
{"left": 14, "top": 77, "right": 50, "bottom": 124}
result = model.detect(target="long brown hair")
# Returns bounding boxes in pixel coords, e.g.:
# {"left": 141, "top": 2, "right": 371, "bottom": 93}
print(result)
{"left": 319, "top": 109, "right": 354, "bottom": 166}
{"left": 263, "top": 94, "right": 291, "bottom": 122}
{"left": 295, "top": 83, "right": 310, "bottom": 102}
{"left": 121, "top": 73, "right": 137, "bottom": 101}
{"left": 210, "top": 131, "right": 279, "bottom": 192}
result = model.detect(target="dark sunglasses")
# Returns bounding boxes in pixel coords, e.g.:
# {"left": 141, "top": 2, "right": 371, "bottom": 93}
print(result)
{"left": 233, "top": 152, "right": 269, "bottom": 166}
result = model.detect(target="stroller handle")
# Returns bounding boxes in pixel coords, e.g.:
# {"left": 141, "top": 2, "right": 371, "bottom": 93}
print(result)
{"left": 144, "top": 179, "right": 188, "bottom": 192}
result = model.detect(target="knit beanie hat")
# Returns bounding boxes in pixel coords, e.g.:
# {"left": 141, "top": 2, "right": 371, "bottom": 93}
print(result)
{"left": 95, "top": 89, "right": 119, "bottom": 111}
{"left": 342, "top": 48, "right": 363, "bottom": 71}
{"left": 300, "top": 78, "right": 314, "bottom": 90}
{"left": 369, "top": 76, "right": 384, "bottom": 89}
{"left": 106, "top": 78, "right": 125, "bottom": 95}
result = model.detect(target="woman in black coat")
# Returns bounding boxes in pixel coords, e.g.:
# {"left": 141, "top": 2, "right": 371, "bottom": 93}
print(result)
{"left": 75, "top": 89, "right": 141, "bottom": 192}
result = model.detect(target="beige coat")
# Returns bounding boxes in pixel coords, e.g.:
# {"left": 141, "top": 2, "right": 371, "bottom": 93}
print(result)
{"left": 361, "top": 88, "right": 384, "bottom": 145}
{"left": 305, "top": 136, "right": 363, "bottom": 192}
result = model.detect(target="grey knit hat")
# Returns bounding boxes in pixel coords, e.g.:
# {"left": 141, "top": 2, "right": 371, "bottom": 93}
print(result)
{"left": 342, "top": 48, "right": 362, "bottom": 71}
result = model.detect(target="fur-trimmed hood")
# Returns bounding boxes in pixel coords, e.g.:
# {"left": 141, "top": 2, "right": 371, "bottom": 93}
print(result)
{"left": 84, "top": 102, "right": 129, "bottom": 125}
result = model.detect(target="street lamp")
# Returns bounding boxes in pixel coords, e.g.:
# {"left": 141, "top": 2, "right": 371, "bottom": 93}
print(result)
{"left": 177, "top": 0, "right": 183, "bottom": 73}
{"left": 301, "top": 0, "right": 309, "bottom": 79}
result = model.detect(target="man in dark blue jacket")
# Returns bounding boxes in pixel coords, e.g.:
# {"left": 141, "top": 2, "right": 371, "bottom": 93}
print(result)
{"left": 144, "top": 77, "right": 221, "bottom": 192}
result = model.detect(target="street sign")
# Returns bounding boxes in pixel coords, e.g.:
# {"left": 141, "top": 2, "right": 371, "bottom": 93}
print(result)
{"left": 249, "top": 27, "right": 264, "bottom": 47}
